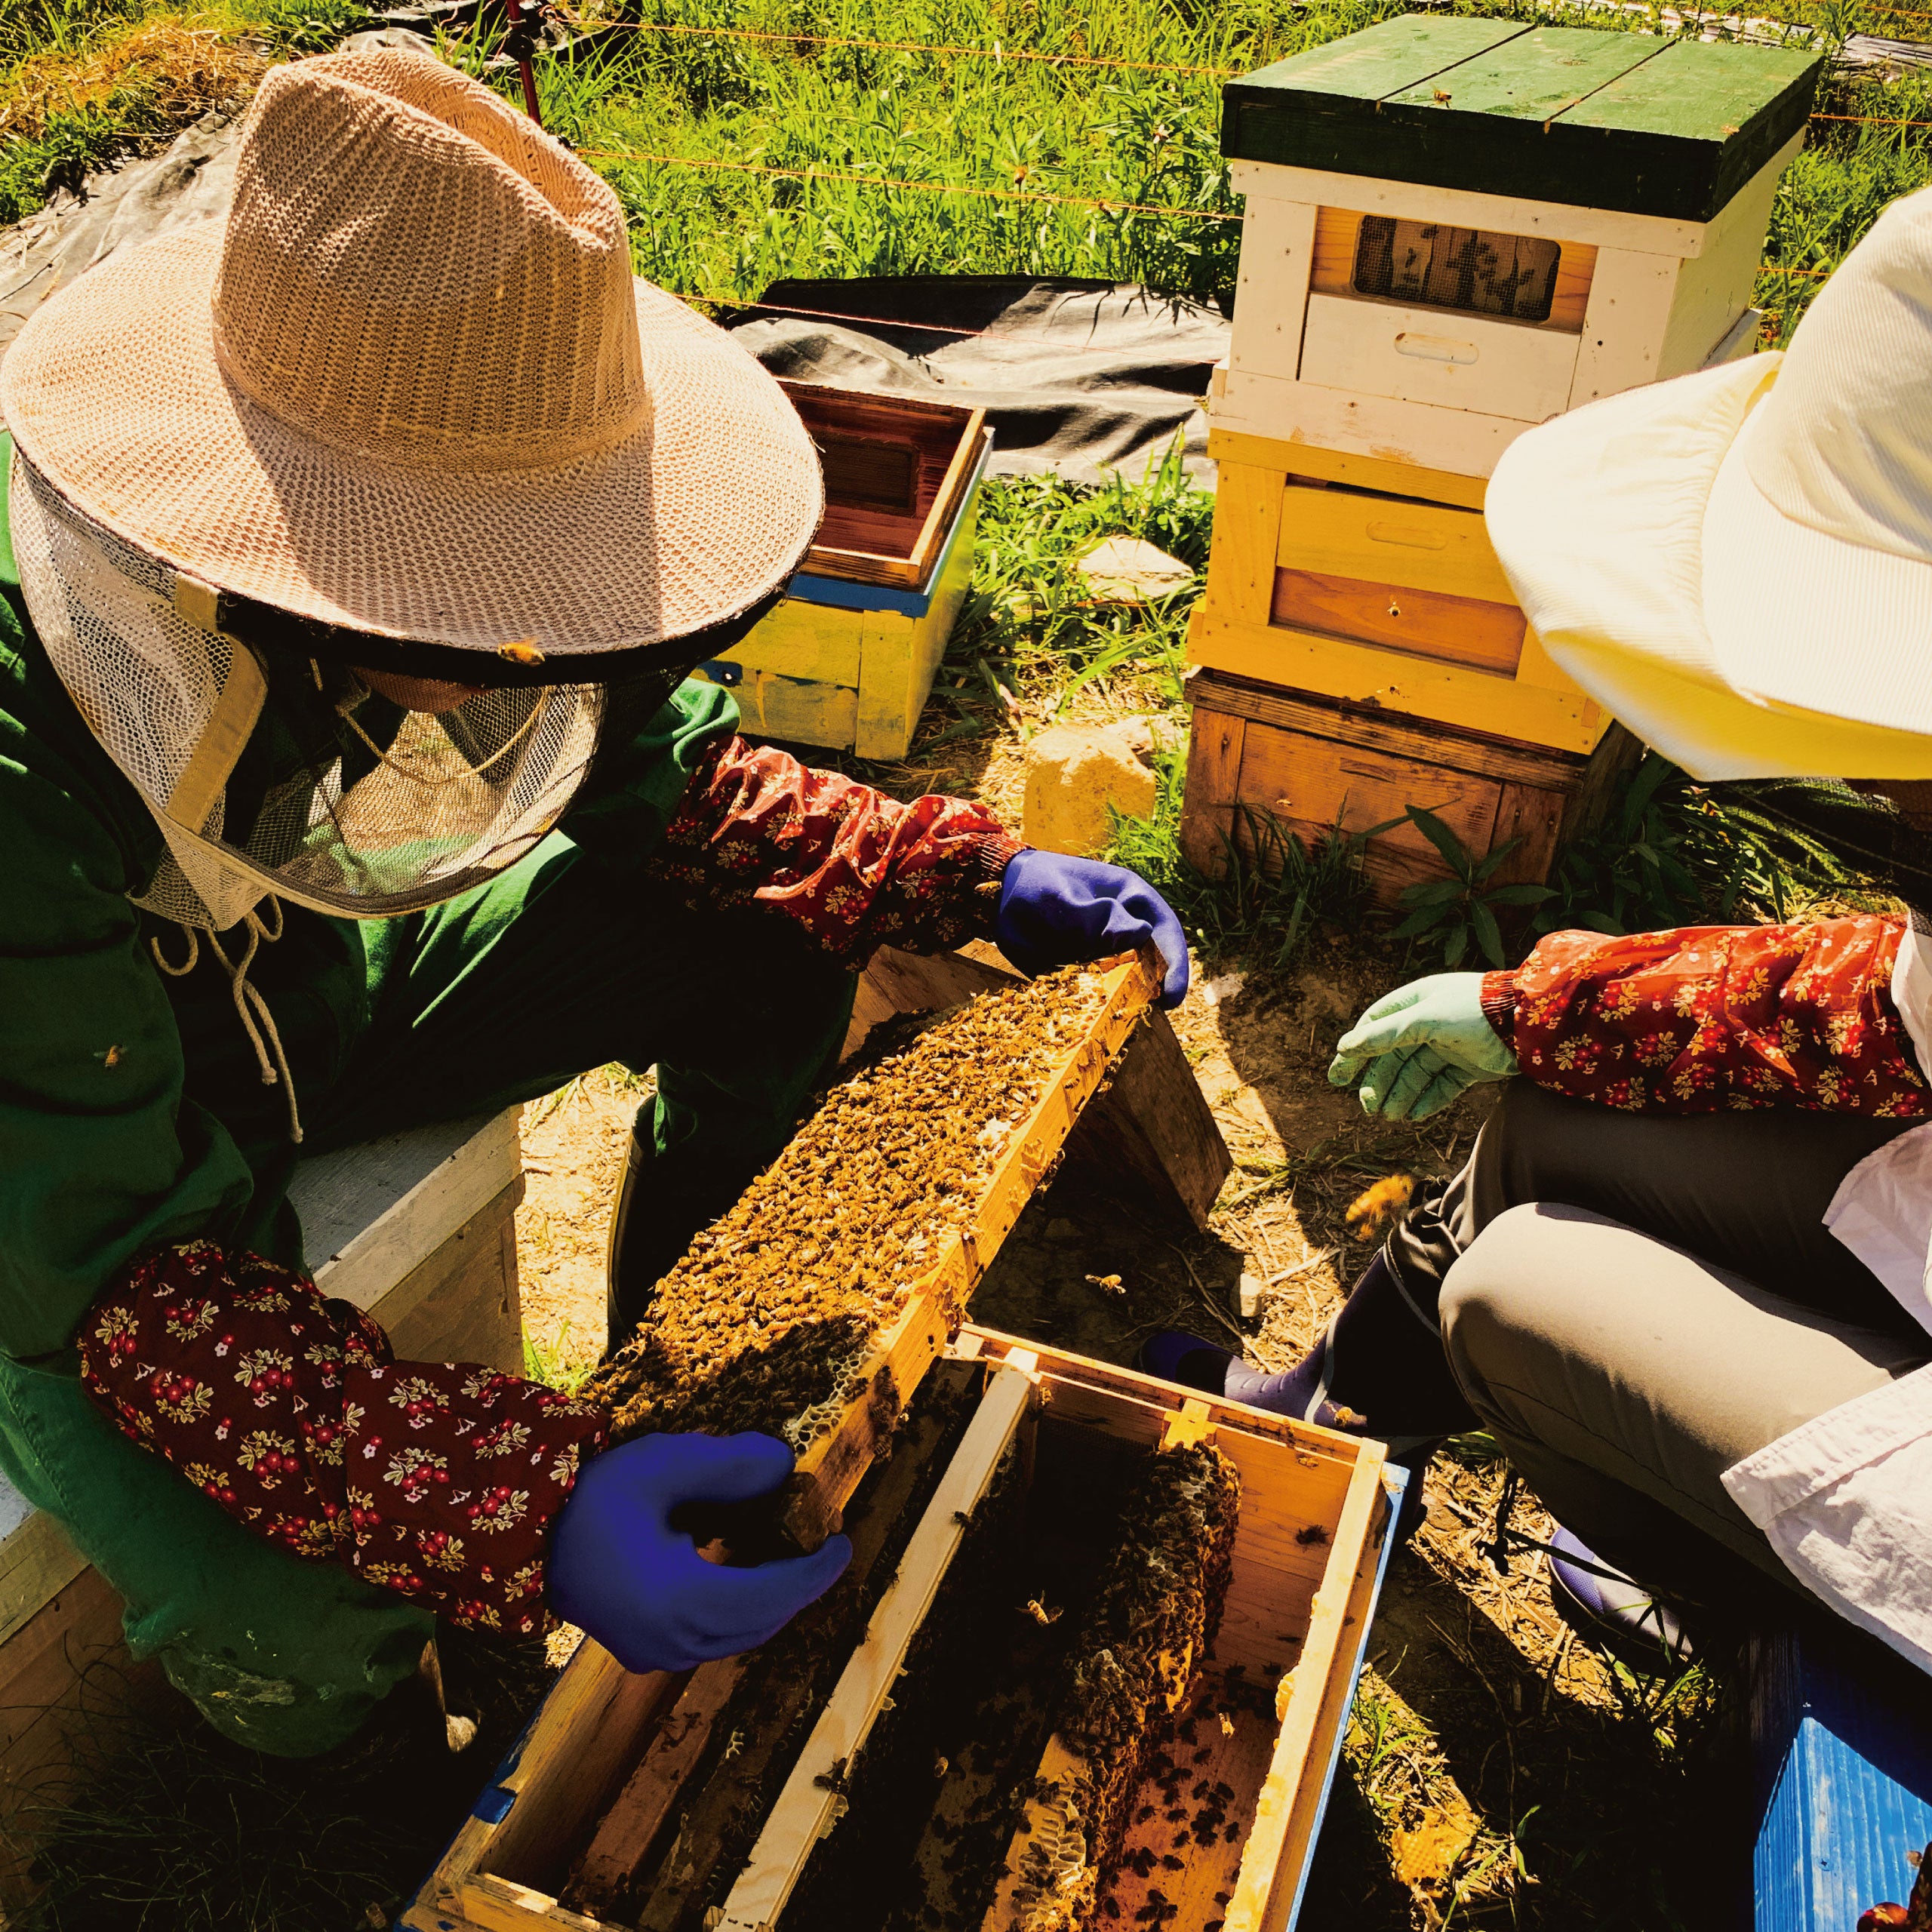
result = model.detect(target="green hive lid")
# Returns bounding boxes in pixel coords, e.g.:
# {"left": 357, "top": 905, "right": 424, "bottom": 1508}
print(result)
{"left": 1222, "top": 17, "right": 1823, "bottom": 223}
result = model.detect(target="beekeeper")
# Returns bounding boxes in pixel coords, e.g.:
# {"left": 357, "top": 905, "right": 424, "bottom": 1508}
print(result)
{"left": 0, "top": 50, "right": 1187, "bottom": 1755}
{"left": 1149, "top": 184, "right": 1932, "bottom": 1673}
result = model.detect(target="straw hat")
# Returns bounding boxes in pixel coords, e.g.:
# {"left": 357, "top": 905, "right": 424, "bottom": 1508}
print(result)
{"left": 0, "top": 49, "right": 823, "bottom": 676}
{"left": 1486, "top": 183, "right": 1932, "bottom": 782}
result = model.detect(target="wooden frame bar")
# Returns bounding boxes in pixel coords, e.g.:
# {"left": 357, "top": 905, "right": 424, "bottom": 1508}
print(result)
{"left": 721, "top": 1361, "right": 1038, "bottom": 1932}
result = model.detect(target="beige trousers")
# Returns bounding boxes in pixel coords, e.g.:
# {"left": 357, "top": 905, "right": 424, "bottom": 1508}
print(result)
{"left": 1414, "top": 1083, "right": 1928, "bottom": 1604}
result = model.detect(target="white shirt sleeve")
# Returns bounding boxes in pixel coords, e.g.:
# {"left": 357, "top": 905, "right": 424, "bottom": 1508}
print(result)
{"left": 1724, "top": 1364, "right": 1932, "bottom": 1677}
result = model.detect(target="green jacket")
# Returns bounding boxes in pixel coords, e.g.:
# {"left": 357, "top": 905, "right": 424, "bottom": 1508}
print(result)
{"left": 0, "top": 434, "right": 738, "bottom": 1364}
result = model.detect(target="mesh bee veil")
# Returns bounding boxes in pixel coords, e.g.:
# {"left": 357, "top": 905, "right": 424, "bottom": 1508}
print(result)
{"left": 11, "top": 452, "right": 605, "bottom": 932}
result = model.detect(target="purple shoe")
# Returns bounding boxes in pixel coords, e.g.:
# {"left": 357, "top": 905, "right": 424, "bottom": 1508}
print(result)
{"left": 1547, "top": 1525, "right": 1692, "bottom": 1675}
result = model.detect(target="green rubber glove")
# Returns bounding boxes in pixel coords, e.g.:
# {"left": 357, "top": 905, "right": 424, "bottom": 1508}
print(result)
{"left": 1327, "top": 972, "right": 1518, "bottom": 1121}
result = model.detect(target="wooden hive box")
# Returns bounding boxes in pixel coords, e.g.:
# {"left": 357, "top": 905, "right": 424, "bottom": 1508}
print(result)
{"left": 1182, "top": 17, "right": 1822, "bottom": 895}
{"left": 0, "top": 1111, "right": 526, "bottom": 1891}
{"left": 696, "top": 383, "right": 992, "bottom": 761}
{"left": 401, "top": 1330, "right": 1404, "bottom": 1932}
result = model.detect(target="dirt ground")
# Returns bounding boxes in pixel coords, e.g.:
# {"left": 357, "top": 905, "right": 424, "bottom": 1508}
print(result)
{"left": 513, "top": 931, "right": 1742, "bottom": 1931}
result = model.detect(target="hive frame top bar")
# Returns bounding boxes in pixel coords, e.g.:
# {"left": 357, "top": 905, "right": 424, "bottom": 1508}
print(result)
{"left": 1220, "top": 14, "right": 1823, "bottom": 223}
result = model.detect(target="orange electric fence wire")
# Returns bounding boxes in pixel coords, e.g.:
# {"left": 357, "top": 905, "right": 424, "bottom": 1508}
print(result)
{"left": 575, "top": 19, "right": 1238, "bottom": 76}
{"left": 575, "top": 146, "right": 1243, "bottom": 219}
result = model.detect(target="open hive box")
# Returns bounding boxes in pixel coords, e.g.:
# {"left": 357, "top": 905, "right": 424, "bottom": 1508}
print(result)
{"left": 402, "top": 1336, "right": 1400, "bottom": 1932}
{"left": 403, "top": 949, "right": 1394, "bottom": 1932}
{"left": 697, "top": 383, "right": 992, "bottom": 760}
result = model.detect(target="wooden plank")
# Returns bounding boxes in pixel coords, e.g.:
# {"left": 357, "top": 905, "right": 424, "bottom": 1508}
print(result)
{"left": 1187, "top": 608, "right": 1607, "bottom": 755}
{"left": 1298, "top": 291, "right": 1580, "bottom": 423}
{"left": 1567, "top": 244, "right": 1681, "bottom": 409}
{"left": 291, "top": 1107, "right": 521, "bottom": 1315}
{"left": 721, "top": 596, "right": 866, "bottom": 688}
{"left": 1487, "top": 778, "right": 1567, "bottom": 891}
{"left": 1228, "top": 198, "right": 1317, "bottom": 386}
{"left": 1655, "top": 136, "right": 1798, "bottom": 381}
{"left": 1233, "top": 721, "right": 1504, "bottom": 900}
{"left": 1550, "top": 238, "right": 1598, "bottom": 332}
{"left": 1269, "top": 566, "right": 1525, "bottom": 675}
{"left": 782, "top": 383, "right": 983, "bottom": 589}
{"left": 963, "top": 1327, "right": 1361, "bottom": 1478}
{"left": 1180, "top": 704, "right": 1246, "bottom": 875}
{"left": 718, "top": 1364, "right": 1036, "bottom": 1932}
{"left": 1379, "top": 26, "right": 1664, "bottom": 127}
{"left": 1203, "top": 459, "right": 1288, "bottom": 629}
{"left": 1561, "top": 40, "right": 1823, "bottom": 222}
{"left": 1227, "top": 158, "right": 1710, "bottom": 260}
{"left": 423, "top": 1645, "right": 682, "bottom": 1932}
{"left": 0, "top": 1510, "right": 85, "bottom": 1654}
{"left": 1223, "top": 22, "right": 1819, "bottom": 223}
{"left": 1227, "top": 1452, "right": 1389, "bottom": 1932}
{"left": 782, "top": 950, "right": 1162, "bottom": 1546}
{"left": 900, "top": 406, "right": 989, "bottom": 592}
{"left": 854, "top": 449, "right": 984, "bottom": 760}
{"left": 1208, "top": 428, "right": 1487, "bottom": 512}
{"left": 1275, "top": 482, "right": 1515, "bottom": 606}
{"left": 1186, "top": 671, "right": 1589, "bottom": 789}
{"left": 1062, "top": 1005, "right": 1233, "bottom": 1229}
{"left": 1212, "top": 364, "right": 1534, "bottom": 482}
{"left": 1226, "top": 16, "right": 1529, "bottom": 115}
{"left": 736, "top": 669, "right": 860, "bottom": 751}
{"left": 562, "top": 1658, "right": 748, "bottom": 1921}
{"left": 374, "top": 1179, "right": 525, "bottom": 1373}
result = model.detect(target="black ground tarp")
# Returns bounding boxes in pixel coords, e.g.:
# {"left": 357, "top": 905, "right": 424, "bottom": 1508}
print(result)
{"left": 0, "top": 115, "right": 1224, "bottom": 488}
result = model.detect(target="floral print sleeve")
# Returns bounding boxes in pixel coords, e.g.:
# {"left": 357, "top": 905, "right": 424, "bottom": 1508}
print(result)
{"left": 1478, "top": 917, "right": 1928, "bottom": 1116}
{"left": 78, "top": 1241, "right": 608, "bottom": 1635}
{"left": 648, "top": 734, "right": 1023, "bottom": 965}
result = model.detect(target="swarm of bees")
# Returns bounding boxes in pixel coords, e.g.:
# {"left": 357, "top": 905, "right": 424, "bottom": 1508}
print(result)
{"left": 581, "top": 968, "right": 1114, "bottom": 1447}
{"left": 1002, "top": 1443, "right": 1242, "bottom": 1932}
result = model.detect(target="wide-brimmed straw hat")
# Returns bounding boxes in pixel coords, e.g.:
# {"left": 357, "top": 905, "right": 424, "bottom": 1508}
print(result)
{"left": 1486, "top": 183, "right": 1932, "bottom": 782}
{"left": 0, "top": 48, "right": 823, "bottom": 681}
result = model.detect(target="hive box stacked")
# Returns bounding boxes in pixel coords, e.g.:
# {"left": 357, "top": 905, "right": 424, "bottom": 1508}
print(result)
{"left": 1182, "top": 17, "right": 1823, "bottom": 900}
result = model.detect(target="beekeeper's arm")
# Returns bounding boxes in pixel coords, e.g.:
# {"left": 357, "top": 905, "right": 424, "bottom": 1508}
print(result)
{"left": 575, "top": 696, "right": 1188, "bottom": 1004}
{"left": 1329, "top": 917, "right": 1925, "bottom": 1121}
{"left": 0, "top": 697, "right": 840, "bottom": 1663}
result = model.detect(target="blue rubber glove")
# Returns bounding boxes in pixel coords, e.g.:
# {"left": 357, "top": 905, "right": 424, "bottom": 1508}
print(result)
{"left": 994, "top": 849, "right": 1189, "bottom": 1008}
{"left": 1326, "top": 972, "right": 1518, "bottom": 1121}
{"left": 548, "top": 1432, "right": 851, "bottom": 1675}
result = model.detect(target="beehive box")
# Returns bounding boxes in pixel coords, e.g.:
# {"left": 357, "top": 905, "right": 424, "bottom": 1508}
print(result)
{"left": 400, "top": 1331, "right": 1403, "bottom": 1932}
{"left": 1208, "top": 17, "right": 1823, "bottom": 478}
{"left": 1181, "top": 17, "right": 1822, "bottom": 894}
{"left": 695, "top": 383, "right": 992, "bottom": 761}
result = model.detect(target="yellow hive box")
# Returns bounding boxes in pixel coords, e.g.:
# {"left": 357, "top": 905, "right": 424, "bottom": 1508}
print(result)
{"left": 694, "top": 383, "right": 992, "bottom": 761}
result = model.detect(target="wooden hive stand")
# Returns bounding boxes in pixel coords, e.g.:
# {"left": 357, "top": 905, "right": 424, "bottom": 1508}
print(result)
{"left": 0, "top": 1109, "right": 526, "bottom": 1887}
{"left": 1183, "top": 15, "right": 1823, "bottom": 901}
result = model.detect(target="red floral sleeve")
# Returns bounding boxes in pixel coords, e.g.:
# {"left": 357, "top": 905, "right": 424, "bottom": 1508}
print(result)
{"left": 78, "top": 1241, "right": 608, "bottom": 1636}
{"left": 648, "top": 734, "right": 1023, "bottom": 964}
{"left": 1480, "top": 916, "right": 1928, "bottom": 1116}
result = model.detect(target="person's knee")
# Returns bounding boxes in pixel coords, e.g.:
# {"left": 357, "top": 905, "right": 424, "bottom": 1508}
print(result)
{"left": 1439, "top": 1202, "right": 1623, "bottom": 1418}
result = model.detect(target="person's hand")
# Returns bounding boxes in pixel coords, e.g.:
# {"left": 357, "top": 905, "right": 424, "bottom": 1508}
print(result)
{"left": 995, "top": 850, "right": 1189, "bottom": 1008}
{"left": 548, "top": 1432, "right": 851, "bottom": 1675}
{"left": 1327, "top": 972, "right": 1518, "bottom": 1121}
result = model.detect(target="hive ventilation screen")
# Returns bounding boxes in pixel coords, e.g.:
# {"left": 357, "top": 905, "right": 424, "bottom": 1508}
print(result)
{"left": 1352, "top": 216, "right": 1560, "bottom": 324}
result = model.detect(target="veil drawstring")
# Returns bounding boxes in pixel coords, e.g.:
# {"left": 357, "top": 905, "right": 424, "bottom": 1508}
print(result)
{"left": 150, "top": 896, "right": 303, "bottom": 1145}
